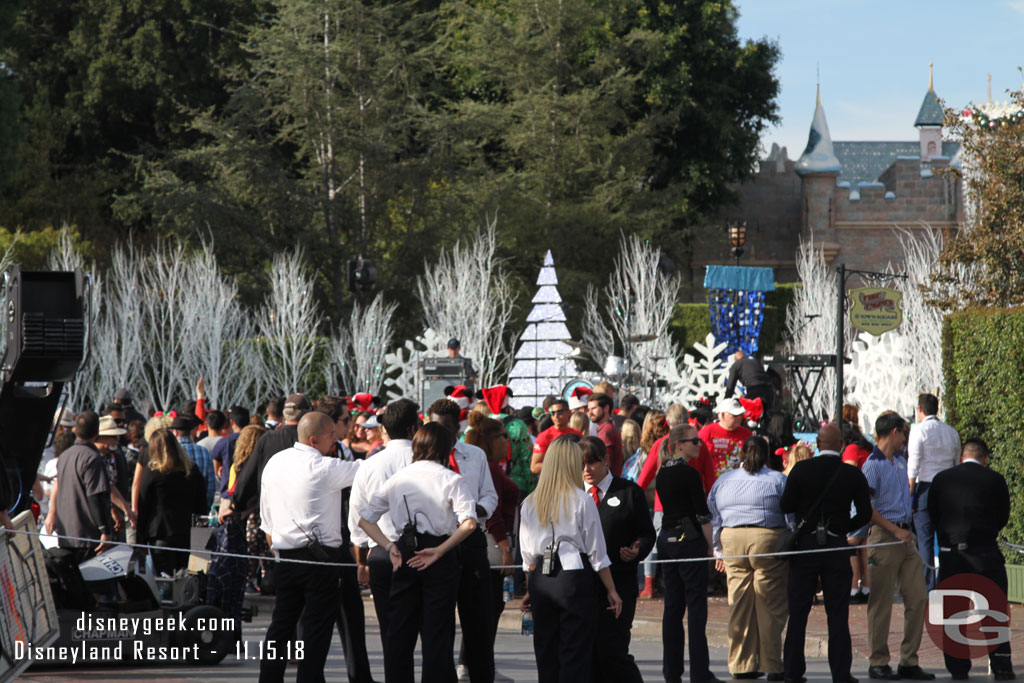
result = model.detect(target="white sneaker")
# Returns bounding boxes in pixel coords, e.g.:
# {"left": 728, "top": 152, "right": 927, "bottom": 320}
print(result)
{"left": 457, "top": 664, "right": 470, "bottom": 681}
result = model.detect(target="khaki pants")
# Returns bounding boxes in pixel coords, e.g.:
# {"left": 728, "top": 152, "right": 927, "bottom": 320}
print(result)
{"left": 721, "top": 527, "right": 788, "bottom": 675}
{"left": 866, "top": 525, "right": 927, "bottom": 667}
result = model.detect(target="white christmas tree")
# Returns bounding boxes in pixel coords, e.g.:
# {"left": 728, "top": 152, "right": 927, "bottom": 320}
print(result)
{"left": 508, "top": 251, "right": 578, "bottom": 408}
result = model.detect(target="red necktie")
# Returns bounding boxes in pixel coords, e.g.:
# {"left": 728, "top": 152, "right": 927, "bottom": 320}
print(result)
{"left": 590, "top": 485, "right": 600, "bottom": 506}
{"left": 449, "top": 448, "right": 460, "bottom": 474}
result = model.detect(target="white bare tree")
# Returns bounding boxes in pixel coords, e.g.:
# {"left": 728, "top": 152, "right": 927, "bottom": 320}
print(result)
{"left": 580, "top": 284, "right": 615, "bottom": 369}
{"left": 581, "top": 234, "right": 681, "bottom": 385}
{"left": 179, "top": 244, "right": 263, "bottom": 409}
{"left": 783, "top": 240, "right": 849, "bottom": 420}
{"left": 415, "top": 217, "right": 517, "bottom": 387}
{"left": 138, "top": 241, "right": 195, "bottom": 411}
{"left": 327, "top": 291, "right": 397, "bottom": 395}
{"left": 256, "top": 248, "right": 324, "bottom": 395}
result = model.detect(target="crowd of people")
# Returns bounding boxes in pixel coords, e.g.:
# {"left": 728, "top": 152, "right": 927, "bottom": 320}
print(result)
{"left": 30, "top": 357, "right": 1016, "bottom": 683}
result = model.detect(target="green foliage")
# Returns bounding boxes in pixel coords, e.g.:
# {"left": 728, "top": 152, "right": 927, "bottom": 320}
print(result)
{"left": 0, "top": 225, "right": 92, "bottom": 268}
{"left": 942, "top": 308, "right": 1024, "bottom": 557}
{"left": 938, "top": 90, "right": 1024, "bottom": 307}
{"left": 0, "top": 0, "right": 780, "bottom": 336}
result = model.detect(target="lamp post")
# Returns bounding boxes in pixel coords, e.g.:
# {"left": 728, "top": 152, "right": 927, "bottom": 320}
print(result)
{"left": 728, "top": 222, "right": 747, "bottom": 266}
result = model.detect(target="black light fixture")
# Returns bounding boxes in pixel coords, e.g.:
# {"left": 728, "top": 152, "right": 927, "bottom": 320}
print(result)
{"left": 728, "top": 222, "right": 747, "bottom": 266}
{"left": 347, "top": 258, "right": 378, "bottom": 293}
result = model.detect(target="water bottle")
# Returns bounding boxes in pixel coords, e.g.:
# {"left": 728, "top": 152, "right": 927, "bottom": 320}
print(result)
{"left": 208, "top": 505, "right": 218, "bottom": 527}
{"left": 502, "top": 575, "right": 513, "bottom": 603}
{"left": 521, "top": 609, "right": 533, "bottom": 636}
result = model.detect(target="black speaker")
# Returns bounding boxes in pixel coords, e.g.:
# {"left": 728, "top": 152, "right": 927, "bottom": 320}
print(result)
{"left": 420, "top": 356, "right": 474, "bottom": 409}
{"left": 2, "top": 267, "right": 85, "bottom": 384}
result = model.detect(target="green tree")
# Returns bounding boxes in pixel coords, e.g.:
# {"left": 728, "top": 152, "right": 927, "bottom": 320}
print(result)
{"left": 0, "top": 0, "right": 265, "bottom": 236}
{"left": 0, "top": 1, "right": 23, "bottom": 193}
{"left": 121, "top": 0, "right": 454, "bottom": 320}
{"left": 937, "top": 91, "right": 1024, "bottom": 307}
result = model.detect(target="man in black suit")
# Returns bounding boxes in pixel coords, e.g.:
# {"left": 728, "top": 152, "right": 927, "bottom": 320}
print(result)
{"left": 581, "top": 436, "right": 656, "bottom": 683}
{"left": 928, "top": 438, "right": 1014, "bottom": 681}
{"left": 780, "top": 423, "right": 872, "bottom": 683}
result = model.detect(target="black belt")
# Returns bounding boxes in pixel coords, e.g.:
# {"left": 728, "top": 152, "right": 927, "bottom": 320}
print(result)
{"left": 894, "top": 522, "right": 912, "bottom": 530}
{"left": 278, "top": 545, "right": 343, "bottom": 560}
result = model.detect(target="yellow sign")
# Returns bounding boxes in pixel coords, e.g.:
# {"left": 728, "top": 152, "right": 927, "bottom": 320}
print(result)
{"left": 849, "top": 287, "right": 903, "bottom": 336}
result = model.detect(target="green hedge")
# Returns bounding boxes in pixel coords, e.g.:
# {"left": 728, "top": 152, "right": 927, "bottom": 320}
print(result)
{"left": 943, "top": 308, "right": 1024, "bottom": 558}
{"left": 669, "top": 282, "right": 800, "bottom": 354}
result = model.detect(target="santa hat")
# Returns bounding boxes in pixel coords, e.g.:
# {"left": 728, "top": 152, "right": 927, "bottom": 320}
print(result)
{"left": 351, "top": 393, "right": 379, "bottom": 413}
{"left": 738, "top": 396, "right": 764, "bottom": 422}
{"left": 444, "top": 385, "right": 472, "bottom": 410}
{"left": 567, "top": 386, "right": 594, "bottom": 411}
{"left": 481, "top": 385, "right": 512, "bottom": 416}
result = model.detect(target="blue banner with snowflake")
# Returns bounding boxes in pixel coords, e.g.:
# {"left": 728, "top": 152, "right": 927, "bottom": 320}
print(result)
{"left": 704, "top": 266, "right": 775, "bottom": 357}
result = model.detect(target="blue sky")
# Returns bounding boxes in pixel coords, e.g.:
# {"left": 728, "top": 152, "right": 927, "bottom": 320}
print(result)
{"left": 735, "top": 0, "right": 1024, "bottom": 158}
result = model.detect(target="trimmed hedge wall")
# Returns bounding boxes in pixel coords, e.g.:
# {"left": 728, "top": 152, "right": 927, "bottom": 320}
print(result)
{"left": 943, "top": 308, "right": 1024, "bottom": 555}
{"left": 669, "top": 282, "right": 801, "bottom": 354}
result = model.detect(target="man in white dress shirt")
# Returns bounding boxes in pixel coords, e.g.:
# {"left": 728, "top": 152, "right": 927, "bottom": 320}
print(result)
{"left": 907, "top": 392, "right": 961, "bottom": 591}
{"left": 347, "top": 398, "right": 421, "bottom": 656}
{"left": 428, "top": 398, "right": 498, "bottom": 683}
{"left": 259, "top": 412, "right": 362, "bottom": 683}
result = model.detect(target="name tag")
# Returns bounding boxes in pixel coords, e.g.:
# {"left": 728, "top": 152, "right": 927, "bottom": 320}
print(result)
{"left": 606, "top": 496, "right": 621, "bottom": 508}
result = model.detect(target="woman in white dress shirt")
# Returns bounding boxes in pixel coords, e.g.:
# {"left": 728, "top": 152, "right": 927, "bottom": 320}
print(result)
{"left": 520, "top": 435, "right": 622, "bottom": 683}
{"left": 358, "top": 422, "right": 478, "bottom": 683}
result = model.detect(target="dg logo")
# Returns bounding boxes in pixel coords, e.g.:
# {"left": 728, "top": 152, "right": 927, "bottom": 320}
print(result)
{"left": 926, "top": 574, "right": 1011, "bottom": 659}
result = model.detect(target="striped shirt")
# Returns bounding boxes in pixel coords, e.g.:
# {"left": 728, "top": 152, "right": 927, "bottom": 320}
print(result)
{"left": 179, "top": 437, "right": 216, "bottom": 509}
{"left": 861, "top": 446, "right": 912, "bottom": 525}
{"left": 707, "top": 466, "right": 789, "bottom": 552}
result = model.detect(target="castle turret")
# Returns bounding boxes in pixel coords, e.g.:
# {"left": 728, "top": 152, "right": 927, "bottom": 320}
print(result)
{"left": 915, "top": 62, "right": 943, "bottom": 162}
{"left": 795, "top": 86, "right": 840, "bottom": 260}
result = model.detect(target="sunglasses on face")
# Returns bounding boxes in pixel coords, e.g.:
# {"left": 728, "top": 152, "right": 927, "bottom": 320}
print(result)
{"left": 550, "top": 409, "right": 567, "bottom": 416}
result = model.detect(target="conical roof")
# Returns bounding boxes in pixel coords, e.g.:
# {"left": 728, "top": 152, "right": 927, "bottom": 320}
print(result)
{"left": 915, "top": 88, "right": 943, "bottom": 127}
{"left": 795, "top": 89, "right": 841, "bottom": 176}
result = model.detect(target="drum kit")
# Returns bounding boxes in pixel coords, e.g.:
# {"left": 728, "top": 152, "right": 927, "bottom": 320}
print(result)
{"left": 559, "top": 334, "right": 670, "bottom": 402}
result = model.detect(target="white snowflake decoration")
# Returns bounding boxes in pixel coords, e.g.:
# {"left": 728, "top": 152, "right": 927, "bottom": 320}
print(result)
{"left": 658, "top": 334, "right": 732, "bottom": 409}
{"left": 383, "top": 328, "right": 447, "bottom": 403}
{"left": 846, "top": 331, "right": 917, "bottom": 431}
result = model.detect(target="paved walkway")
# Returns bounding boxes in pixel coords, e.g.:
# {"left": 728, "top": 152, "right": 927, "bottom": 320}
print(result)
{"left": 498, "top": 595, "right": 1024, "bottom": 670}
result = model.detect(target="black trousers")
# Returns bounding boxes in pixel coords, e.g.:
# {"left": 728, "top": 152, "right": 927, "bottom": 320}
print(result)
{"left": 457, "top": 531, "right": 495, "bottom": 683}
{"left": 938, "top": 547, "right": 1014, "bottom": 676}
{"left": 259, "top": 546, "right": 342, "bottom": 683}
{"left": 529, "top": 564, "right": 599, "bottom": 683}
{"left": 367, "top": 544, "right": 394, "bottom": 656}
{"left": 336, "top": 548, "right": 374, "bottom": 683}
{"left": 784, "top": 534, "right": 853, "bottom": 683}
{"left": 594, "top": 571, "right": 643, "bottom": 683}
{"left": 659, "top": 532, "right": 712, "bottom": 682}
{"left": 385, "top": 534, "right": 461, "bottom": 683}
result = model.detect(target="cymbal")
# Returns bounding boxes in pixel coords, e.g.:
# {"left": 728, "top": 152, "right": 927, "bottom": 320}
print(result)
{"left": 626, "top": 334, "right": 657, "bottom": 343}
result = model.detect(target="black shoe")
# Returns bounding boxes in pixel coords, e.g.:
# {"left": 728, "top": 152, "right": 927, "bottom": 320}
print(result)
{"left": 665, "top": 679, "right": 683, "bottom": 683}
{"left": 734, "top": 674, "right": 764, "bottom": 680}
{"left": 897, "top": 667, "right": 935, "bottom": 681}
{"left": 842, "top": 677, "right": 859, "bottom": 683}
{"left": 949, "top": 674, "right": 968, "bottom": 681}
{"left": 698, "top": 678, "right": 726, "bottom": 683}
{"left": 869, "top": 666, "right": 900, "bottom": 680}
{"left": 995, "top": 673, "right": 1016, "bottom": 681}
{"left": 783, "top": 678, "right": 807, "bottom": 683}
{"left": 850, "top": 590, "right": 869, "bottom": 605}
{"left": 767, "top": 675, "right": 784, "bottom": 682}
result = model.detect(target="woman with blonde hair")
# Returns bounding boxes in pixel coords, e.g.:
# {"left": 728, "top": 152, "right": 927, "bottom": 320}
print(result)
{"left": 135, "top": 429, "right": 207, "bottom": 574}
{"left": 621, "top": 419, "right": 641, "bottom": 466}
{"left": 568, "top": 410, "right": 590, "bottom": 436}
{"left": 520, "top": 435, "right": 621, "bottom": 681}
{"left": 783, "top": 443, "right": 812, "bottom": 476}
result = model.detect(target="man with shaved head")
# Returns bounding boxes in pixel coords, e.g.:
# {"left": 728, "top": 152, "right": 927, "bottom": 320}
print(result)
{"left": 259, "top": 410, "right": 363, "bottom": 683}
{"left": 780, "top": 423, "right": 872, "bottom": 683}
